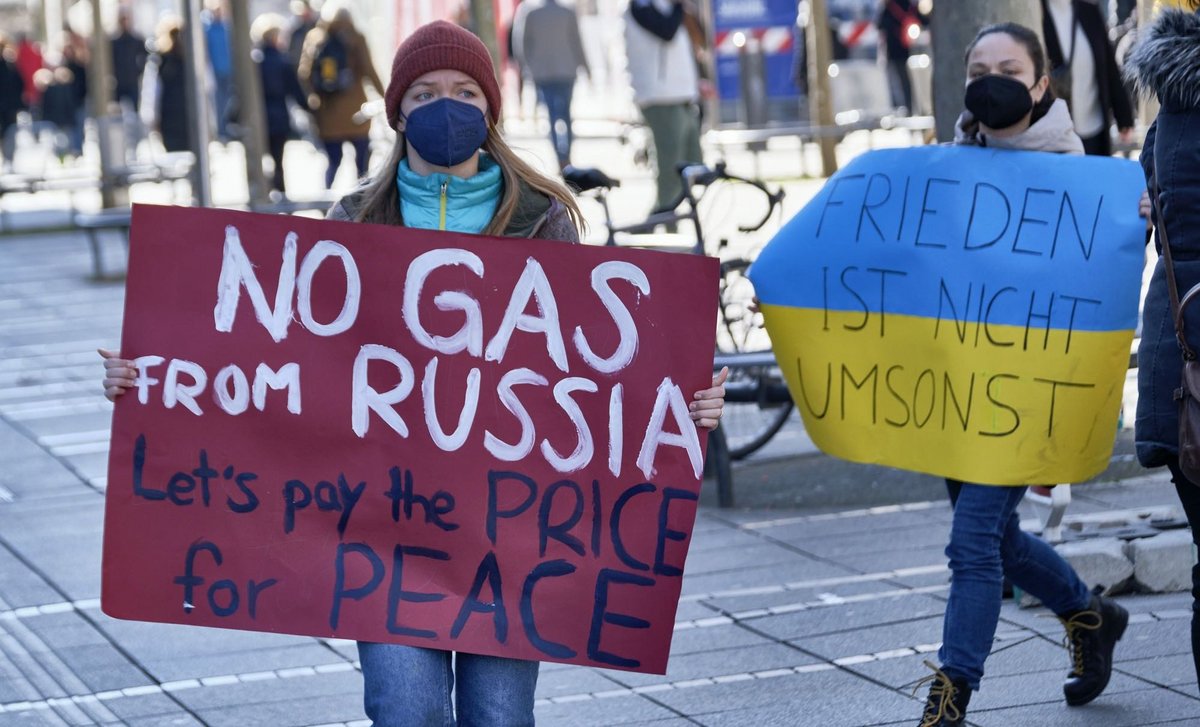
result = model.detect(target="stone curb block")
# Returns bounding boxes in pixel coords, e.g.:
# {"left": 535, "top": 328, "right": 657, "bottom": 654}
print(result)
{"left": 1129, "top": 529, "right": 1197, "bottom": 593}
{"left": 1057, "top": 538, "right": 1135, "bottom": 595}
{"left": 1020, "top": 537, "right": 1134, "bottom": 608}
{"left": 1019, "top": 533, "right": 1195, "bottom": 608}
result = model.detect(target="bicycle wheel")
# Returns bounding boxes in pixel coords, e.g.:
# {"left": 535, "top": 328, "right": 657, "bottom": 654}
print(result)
{"left": 717, "top": 258, "right": 769, "bottom": 353}
{"left": 716, "top": 258, "right": 794, "bottom": 459}
{"left": 694, "top": 177, "right": 777, "bottom": 258}
{"left": 723, "top": 368, "right": 794, "bottom": 460}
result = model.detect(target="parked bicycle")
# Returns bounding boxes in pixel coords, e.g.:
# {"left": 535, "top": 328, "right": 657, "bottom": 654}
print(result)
{"left": 563, "top": 162, "right": 794, "bottom": 459}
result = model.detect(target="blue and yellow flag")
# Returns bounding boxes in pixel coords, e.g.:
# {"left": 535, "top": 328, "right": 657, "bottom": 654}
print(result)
{"left": 750, "top": 146, "right": 1147, "bottom": 485}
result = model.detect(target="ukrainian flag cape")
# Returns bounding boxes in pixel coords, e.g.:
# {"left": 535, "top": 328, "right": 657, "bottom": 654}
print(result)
{"left": 750, "top": 146, "right": 1147, "bottom": 485}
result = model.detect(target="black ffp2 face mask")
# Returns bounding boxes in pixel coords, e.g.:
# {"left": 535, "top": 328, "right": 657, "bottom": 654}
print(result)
{"left": 964, "top": 74, "right": 1036, "bottom": 130}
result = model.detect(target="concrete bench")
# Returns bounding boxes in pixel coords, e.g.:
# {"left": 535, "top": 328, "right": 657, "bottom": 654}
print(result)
{"left": 74, "top": 208, "right": 133, "bottom": 280}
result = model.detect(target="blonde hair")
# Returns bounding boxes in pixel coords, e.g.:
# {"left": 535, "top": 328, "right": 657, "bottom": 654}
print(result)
{"left": 353, "top": 121, "right": 583, "bottom": 236}
{"left": 251, "top": 13, "right": 285, "bottom": 45}
{"left": 320, "top": 1, "right": 352, "bottom": 26}
{"left": 156, "top": 18, "right": 182, "bottom": 54}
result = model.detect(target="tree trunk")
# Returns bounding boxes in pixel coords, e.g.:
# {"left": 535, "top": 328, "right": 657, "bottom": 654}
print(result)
{"left": 806, "top": 0, "right": 837, "bottom": 176}
{"left": 931, "top": 1, "right": 1042, "bottom": 142}
{"left": 469, "top": 0, "right": 501, "bottom": 76}
{"left": 182, "top": 0, "right": 213, "bottom": 206}
{"left": 228, "top": 1, "right": 268, "bottom": 206}
{"left": 89, "top": 0, "right": 119, "bottom": 207}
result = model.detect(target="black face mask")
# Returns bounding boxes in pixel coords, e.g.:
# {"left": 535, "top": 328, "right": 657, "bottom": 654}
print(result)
{"left": 964, "top": 74, "right": 1036, "bottom": 130}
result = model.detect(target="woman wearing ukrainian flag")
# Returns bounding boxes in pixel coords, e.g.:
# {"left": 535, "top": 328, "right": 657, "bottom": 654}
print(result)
{"left": 915, "top": 22, "right": 1131, "bottom": 727}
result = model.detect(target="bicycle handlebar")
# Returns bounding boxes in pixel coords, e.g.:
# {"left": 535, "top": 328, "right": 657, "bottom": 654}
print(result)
{"left": 676, "top": 161, "right": 786, "bottom": 234}
{"left": 583, "top": 159, "right": 784, "bottom": 248}
{"left": 562, "top": 165, "right": 620, "bottom": 193}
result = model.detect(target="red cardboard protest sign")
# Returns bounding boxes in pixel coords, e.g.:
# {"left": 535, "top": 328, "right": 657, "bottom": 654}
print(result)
{"left": 101, "top": 204, "right": 718, "bottom": 674}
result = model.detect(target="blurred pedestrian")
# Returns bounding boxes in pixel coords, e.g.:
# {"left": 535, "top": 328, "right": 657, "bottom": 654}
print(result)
{"left": 624, "top": 0, "right": 705, "bottom": 214}
{"left": 44, "top": 39, "right": 87, "bottom": 158}
{"left": 298, "top": 2, "right": 385, "bottom": 188}
{"left": 0, "top": 36, "right": 26, "bottom": 170}
{"left": 286, "top": 0, "right": 317, "bottom": 71}
{"left": 253, "top": 14, "right": 310, "bottom": 196}
{"left": 151, "top": 19, "right": 190, "bottom": 153}
{"left": 917, "top": 23, "right": 1134, "bottom": 727}
{"left": 512, "top": 0, "right": 590, "bottom": 168}
{"left": 1126, "top": 0, "right": 1200, "bottom": 696}
{"left": 36, "top": 65, "right": 82, "bottom": 160}
{"left": 65, "top": 37, "right": 87, "bottom": 155}
{"left": 111, "top": 7, "right": 147, "bottom": 112}
{"left": 1041, "top": 0, "right": 1135, "bottom": 155}
{"left": 876, "top": 0, "right": 927, "bottom": 112}
{"left": 504, "top": 5, "right": 528, "bottom": 120}
{"left": 202, "top": 0, "right": 234, "bottom": 142}
{"left": 454, "top": 1, "right": 477, "bottom": 34}
{"left": 14, "top": 34, "right": 44, "bottom": 110}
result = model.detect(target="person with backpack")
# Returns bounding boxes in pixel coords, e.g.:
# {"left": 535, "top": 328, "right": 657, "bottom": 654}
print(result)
{"left": 298, "top": 2, "right": 385, "bottom": 188}
{"left": 100, "top": 19, "right": 730, "bottom": 725}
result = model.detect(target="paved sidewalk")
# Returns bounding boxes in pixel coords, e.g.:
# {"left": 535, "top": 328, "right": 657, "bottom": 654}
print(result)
{"left": 1, "top": 225, "right": 1197, "bottom": 726}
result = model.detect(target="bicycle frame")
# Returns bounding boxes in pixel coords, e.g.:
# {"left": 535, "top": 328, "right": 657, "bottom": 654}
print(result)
{"left": 581, "top": 162, "right": 783, "bottom": 257}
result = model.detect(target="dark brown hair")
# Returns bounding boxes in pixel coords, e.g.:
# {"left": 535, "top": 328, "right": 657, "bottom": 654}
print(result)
{"left": 963, "top": 22, "right": 1047, "bottom": 80}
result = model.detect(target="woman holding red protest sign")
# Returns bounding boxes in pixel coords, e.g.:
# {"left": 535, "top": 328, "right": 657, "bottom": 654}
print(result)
{"left": 916, "top": 23, "right": 1132, "bottom": 727}
{"left": 102, "top": 19, "right": 728, "bottom": 727}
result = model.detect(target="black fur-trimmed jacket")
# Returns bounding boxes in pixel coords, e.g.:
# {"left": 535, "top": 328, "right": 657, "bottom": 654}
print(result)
{"left": 1125, "top": 8, "right": 1200, "bottom": 466}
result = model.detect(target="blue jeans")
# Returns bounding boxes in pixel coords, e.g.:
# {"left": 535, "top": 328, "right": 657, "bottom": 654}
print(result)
{"left": 939, "top": 481, "right": 1091, "bottom": 690}
{"left": 358, "top": 642, "right": 538, "bottom": 726}
{"left": 535, "top": 79, "right": 575, "bottom": 165}
{"left": 213, "top": 74, "right": 234, "bottom": 141}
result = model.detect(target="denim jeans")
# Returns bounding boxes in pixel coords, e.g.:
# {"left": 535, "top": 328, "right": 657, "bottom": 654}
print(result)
{"left": 939, "top": 481, "right": 1091, "bottom": 689}
{"left": 213, "top": 74, "right": 234, "bottom": 141}
{"left": 358, "top": 642, "right": 538, "bottom": 726}
{"left": 535, "top": 79, "right": 575, "bottom": 165}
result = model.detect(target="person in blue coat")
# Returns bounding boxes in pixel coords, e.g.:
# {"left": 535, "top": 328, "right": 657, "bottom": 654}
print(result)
{"left": 1126, "top": 0, "right": 1200, "bottom": 695}
{"left": 202, "top": 0, "right": 234, "bottom": 142}
{"left": 253, "top": 15, "right": 311, "bottom": 195}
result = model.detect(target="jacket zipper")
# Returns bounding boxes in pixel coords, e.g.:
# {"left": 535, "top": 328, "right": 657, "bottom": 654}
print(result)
{"left": 439, "top": 180, "right": 448, "bottom": 231}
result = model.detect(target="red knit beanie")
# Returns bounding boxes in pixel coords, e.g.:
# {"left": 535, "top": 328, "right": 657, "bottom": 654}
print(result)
{"left": 385, "top": 20, "right": 502, "bottom": 129}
